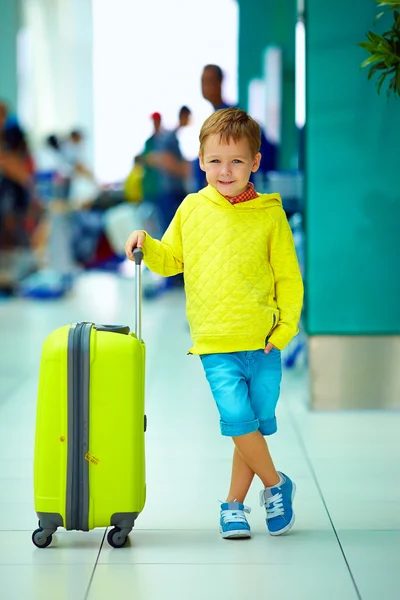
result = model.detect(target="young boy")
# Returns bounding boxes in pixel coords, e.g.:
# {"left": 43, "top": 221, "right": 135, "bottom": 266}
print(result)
{"left": 125, "top": 108, "right": 304, "bottom": 540}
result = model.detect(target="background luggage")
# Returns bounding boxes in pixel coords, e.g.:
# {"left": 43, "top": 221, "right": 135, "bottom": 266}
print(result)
{"left": 32, "top": 249, "right": 146, "bottom": 548}
{"left": 104, "top": 202, "right": 162, "bottom": 256}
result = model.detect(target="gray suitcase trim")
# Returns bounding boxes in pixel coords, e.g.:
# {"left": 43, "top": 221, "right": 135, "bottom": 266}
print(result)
{"left": 111, "top": 512, "right": 140, "bottom": 530}
{"left": 66, "top": 322, "right": 92, "bottom": 531}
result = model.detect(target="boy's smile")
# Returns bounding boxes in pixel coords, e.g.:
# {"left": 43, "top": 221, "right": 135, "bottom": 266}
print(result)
{"left": 199, "top": 135, "right": 261, "bottom": 198}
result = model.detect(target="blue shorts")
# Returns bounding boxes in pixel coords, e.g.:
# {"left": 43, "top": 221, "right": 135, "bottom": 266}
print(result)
{"left": 200, "top": 350, "right": 282, "bottom": 437}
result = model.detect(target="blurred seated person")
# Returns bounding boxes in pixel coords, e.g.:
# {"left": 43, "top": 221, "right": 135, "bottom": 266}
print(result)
{"left": 0, "top": 101, "right": 35, "bottom": 248}
{"left": 62, "top": 129, "right": 93, "bottom": 180}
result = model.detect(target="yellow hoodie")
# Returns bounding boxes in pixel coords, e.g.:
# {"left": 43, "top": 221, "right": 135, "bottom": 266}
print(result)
{"left": 142, "top": 185, "right": 303, "bottom": 354}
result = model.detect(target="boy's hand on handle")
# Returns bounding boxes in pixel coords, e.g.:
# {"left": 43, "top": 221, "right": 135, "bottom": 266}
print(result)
{"left": 264, "top": 342, "right": 278, "bottom": 354}
{"left": 125, "top": 230, "right": 146, "bottom": 261}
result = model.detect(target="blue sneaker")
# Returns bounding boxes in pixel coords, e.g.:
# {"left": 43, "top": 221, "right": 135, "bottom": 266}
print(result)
{"left": 219, "top": 501, "right": 251, "bottom": 539}
{"left": 260, "top": 472, "right": 296, "bottom": 536}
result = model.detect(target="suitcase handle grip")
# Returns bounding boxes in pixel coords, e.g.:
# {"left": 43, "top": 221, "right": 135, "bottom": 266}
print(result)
{"left": 133, "top": 248, "right": 143, "bottom": 264}
{"left": 133, "top": 248, "right": 143, "bottom": 339}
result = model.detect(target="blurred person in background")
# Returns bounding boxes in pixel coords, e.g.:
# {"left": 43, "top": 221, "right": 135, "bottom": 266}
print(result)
{"left": 0, "top": 101, "right": 35, "bottom": 249}
{"left": 137, "top": 109, "right": 191, "bottom": 295}
{"left": 63, "top": 129, "right": 100, "bottom": 210}
{"left": 124, "top": 155, "right": 144, "bottom": 204}
{"left": 63, "top": 129, "right": 93, "bottom": 181}
{"left": 36, "top": 134, "right": 72, "bottom": 200}
{"left": 201, "top": 64, "right": 232, "bottom": 111}
{"left": 141, "top": 112, "right": 165, "bottom": 211}
{"left": 200, "top": 65, "right": 277, "bottom": 185}
{"left": 157, "top": 105, "right": 192, "bottom": 233}
{"left": 155, "top": 105, "right": 192, "bottom": 290}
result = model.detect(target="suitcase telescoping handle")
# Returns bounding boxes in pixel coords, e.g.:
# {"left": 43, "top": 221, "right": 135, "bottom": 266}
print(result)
{"left": 133, "top": 248, "right": 143, "bottom": 340}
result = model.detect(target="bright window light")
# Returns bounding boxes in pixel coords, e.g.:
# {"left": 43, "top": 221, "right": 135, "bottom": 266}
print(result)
{"left": 92, "top": 0, "right": 238, "bottom": 182}
{"left": 295, "top": 19, "right": 306, "bottom": 129}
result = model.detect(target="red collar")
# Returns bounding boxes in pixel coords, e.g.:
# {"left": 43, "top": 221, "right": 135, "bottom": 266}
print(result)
{"left": 223, "top": 182, "right": 258, "bottom": 205}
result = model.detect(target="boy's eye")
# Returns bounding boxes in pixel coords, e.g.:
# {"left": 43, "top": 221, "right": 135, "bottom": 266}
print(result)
{"left": 210, "top": 159, "right": 220, "bottom": 163}
{"left": 232, "top": 159, "right": 242, "bottom": 164}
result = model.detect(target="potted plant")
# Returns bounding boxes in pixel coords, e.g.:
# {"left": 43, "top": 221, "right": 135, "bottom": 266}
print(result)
{"left": 359, "top": 0, "right": 400, "bottom": 97}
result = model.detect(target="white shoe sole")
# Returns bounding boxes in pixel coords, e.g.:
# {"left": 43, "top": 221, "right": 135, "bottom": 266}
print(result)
{"left": 220, "top": 526, "right": 251, "bottom": 539}
{"left": 268, "top": 481, "right": 297, "bottom": 537}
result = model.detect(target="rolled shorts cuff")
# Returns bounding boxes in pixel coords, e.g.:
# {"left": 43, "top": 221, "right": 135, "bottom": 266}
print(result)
{"left": 220, "top": 418, "right": 260, "bottom": 437}
{"left": 259, "top": 417, "right": 277, "bottom": 436}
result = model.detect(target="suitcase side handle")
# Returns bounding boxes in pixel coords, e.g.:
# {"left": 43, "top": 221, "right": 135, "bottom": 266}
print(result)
{"left": 133, "top": 248, "right": 143, "bottom": 340}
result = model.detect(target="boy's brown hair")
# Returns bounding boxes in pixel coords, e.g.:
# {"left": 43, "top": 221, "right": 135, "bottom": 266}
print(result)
{"left": 199, "top": 108, "right": 261, "bottom": 157}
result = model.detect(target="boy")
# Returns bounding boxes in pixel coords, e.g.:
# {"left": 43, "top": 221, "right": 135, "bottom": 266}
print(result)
{"left": 125, "top": 108, "right": 304, "bottom": 540}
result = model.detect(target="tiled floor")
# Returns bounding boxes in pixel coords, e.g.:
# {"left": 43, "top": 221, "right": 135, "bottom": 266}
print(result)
{"left": 0, "top": 271, "right": 399, "bottom": 600}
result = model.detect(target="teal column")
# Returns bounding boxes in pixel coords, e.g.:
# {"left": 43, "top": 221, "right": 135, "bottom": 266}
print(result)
{"left": 306, "top": 1, "right": 400, "bottom": 335}
{"left": 237, "top": 0, "right": 297, "bottom": 169}
{"left": 0, "top": 0, "right": 19, "bottom": 110}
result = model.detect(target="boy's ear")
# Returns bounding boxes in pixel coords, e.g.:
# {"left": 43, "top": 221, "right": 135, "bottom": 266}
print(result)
{"left": 251, "top": 152, "right": 262, "bottom": 173}
{"left": 199, "top": 152, "right": 206, "bottom": 172}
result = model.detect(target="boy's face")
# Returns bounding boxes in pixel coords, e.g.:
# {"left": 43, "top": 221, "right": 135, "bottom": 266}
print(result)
{"left": 199, "top": 135, "right": 261, "bottom": 197}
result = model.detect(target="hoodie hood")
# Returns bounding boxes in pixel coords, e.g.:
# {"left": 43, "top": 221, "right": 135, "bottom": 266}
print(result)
{"left": 199, "top": 184, "right": 282, "bottom": 210}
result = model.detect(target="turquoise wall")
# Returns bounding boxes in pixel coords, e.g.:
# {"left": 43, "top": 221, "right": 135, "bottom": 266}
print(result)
{"left": 0, "top": 0, "right": 19, "bottom": 109}
{"left": 237, "top": 0, "right": 297, "bottom": 170}
{"left": 306, "top": 1, "right": 400, "bottom": 334}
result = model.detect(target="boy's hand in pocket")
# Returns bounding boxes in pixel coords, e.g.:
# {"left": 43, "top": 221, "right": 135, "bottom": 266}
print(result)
{"left": 264, "top": 342, "right": 278, "bottom": 354}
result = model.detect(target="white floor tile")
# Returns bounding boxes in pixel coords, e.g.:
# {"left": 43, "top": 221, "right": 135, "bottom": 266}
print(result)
{"left": 338, "top": 530, "right": 400, "bottom": 600}
{"left": 0, "top": 501, "right": 38, "bottom": 531}
{"left": 0, "top": 458, "right": 33, "bottom": 479}
{"left": 98, "top": 527, "right": 348, "bottom": 567}
{"left": 0, "top": 530, "right": 105, "bottom": 564}
{"left": 0, "top": 564, "right": 93, "bottom": 600}
{"left": 0, "top": 376, "right": 22, "bottom": 401}
{"left": 87, "top": 563, "right": 358, "bottom": 600}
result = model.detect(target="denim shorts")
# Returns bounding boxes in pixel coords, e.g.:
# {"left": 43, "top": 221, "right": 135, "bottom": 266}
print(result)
{"left": 200, "top": 350, "right": 282, "bottom": 437}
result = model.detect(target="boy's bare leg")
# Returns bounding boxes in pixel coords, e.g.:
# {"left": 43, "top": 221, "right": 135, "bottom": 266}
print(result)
{"left": 233, "top": 431, "right": 280, "bottom": 489}
{"left": 226, "top": 447, "right": 255, "bottom": 503}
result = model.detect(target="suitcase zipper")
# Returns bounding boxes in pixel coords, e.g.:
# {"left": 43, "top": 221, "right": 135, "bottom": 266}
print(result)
{"left": 66, "top": 323, "right": 91, "bottom": 531}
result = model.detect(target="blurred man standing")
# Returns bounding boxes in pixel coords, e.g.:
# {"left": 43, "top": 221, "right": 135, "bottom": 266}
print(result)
{"left": 201, "top": 65, "right": 232, "bottom": 111}
{"left": 141, "top": 112, "right": 164, "bottom": 209}
{"left": 158, "top": 105, "right": 191, "bottom": 232}
{"left": 200, "top": 65, "right": 277, "bottom": 179}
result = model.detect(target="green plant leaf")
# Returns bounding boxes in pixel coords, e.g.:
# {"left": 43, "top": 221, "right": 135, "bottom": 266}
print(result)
{"left": 377, "top": 38, "right": 393, "bottom": 51}
{"left": 376, "top": 0, "right": 400, "bottom": 8}
{"left": 361, "top": 54, "right": 384, "bottom": 68}
{"left": 367, "top": 62, "right": 387, "bottom": 79}
{"left": 358, "top": 41, "right": 378, "bottom": 53}
{"left": 367, "top": 30, "right": 384, "bottom": 44}
{"left": 377, "top": 72, "right": 387, "bottom": 94}
{"left": 361, "top": 2, "right": 400, "bottom": 98}
{"left": 375, "top": 10, "right": 386, "bottom": 22}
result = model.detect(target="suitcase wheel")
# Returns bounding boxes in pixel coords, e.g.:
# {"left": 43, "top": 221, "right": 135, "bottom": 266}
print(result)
{"left": 107, "top": 527, "right": 128, "bottom": 548}
{"left": 32, "top": 528, "right": 53, "bottom": 549}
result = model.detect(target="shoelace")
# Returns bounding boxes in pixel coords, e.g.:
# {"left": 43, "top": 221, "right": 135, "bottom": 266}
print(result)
{"left": 220, "top": 503, "right": 251, "bottom": 525}
{"left": 259, "top": 490, "right": 284, "bottom": 519}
